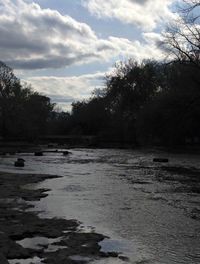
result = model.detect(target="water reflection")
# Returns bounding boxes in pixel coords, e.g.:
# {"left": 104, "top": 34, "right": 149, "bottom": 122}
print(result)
{"left": 1, "top": 148, "right": 200, "bottom": 263}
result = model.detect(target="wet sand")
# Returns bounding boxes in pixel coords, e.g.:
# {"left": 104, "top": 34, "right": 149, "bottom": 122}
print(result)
{"left": 0, "top": 171, "right": 119, "bottom": 264}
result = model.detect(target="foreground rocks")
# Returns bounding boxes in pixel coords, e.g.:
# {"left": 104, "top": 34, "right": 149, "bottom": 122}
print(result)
{"left": 0, "top": 172, "right": 119, "bottom": 263}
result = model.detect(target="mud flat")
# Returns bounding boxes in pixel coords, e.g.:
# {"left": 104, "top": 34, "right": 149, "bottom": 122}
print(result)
{"left": 0, "top": 172, "right": 120, "bottom": 264}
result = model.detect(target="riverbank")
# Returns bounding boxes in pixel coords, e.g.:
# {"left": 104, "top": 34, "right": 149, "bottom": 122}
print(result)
{"left": 1, "top": 139, "right": 200, "bottom": 155}
{"left": 0, "top": 171, "right": 120, "bottom": 264}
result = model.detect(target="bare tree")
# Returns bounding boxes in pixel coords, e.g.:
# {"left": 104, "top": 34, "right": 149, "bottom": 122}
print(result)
{"left": 163, "top": 0, "right": 200, "bottom": 69}
{"left": 181, "top": 0, "right": 200, "bottom": 22}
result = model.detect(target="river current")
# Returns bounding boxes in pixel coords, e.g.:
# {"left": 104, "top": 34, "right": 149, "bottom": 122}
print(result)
{"left": 1, "top": 148, "right": 200, "bottom": 264}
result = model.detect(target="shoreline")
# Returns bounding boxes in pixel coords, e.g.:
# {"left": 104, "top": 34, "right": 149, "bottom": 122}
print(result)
{"left": 1, "top": 139, "right": 200, "bottom": 155}
{"left": 0, "top": 171, "right": 120, "bottom": 264}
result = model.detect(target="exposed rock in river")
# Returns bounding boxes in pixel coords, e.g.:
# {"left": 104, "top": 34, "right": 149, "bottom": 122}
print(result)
{"left": 0, "top": 172, "right": 120, "bottom": 263}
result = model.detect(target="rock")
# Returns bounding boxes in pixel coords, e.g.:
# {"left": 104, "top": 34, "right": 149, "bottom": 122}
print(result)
{"left": 63, "top": 151, "right": 70, "bottom": 155}
{"left": 0, "top": 233, "right": 30, "bottom": 259}
{"left": 119, "top": 255, "right": 129, "bottom": 261}
{"left": 18, "top": 158, "right": 25, "bottom": 162}
{"left": 34, "top": 151, "right": 43, "bottom": 156}
{"left": 14, "top": 160, "right": 24, "bottom": 167}
{"left": 153, "top": 158, "right": 169, "bottom": 163}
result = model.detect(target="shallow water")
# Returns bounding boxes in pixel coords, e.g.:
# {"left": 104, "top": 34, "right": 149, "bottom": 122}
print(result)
{"left": 1, "top": 148, "right": 200, "bottom": 263}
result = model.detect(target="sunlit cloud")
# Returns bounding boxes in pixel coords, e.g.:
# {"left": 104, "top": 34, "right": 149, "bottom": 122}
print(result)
{"left": 82, "top": 0, "right": 176, "bottom": 30}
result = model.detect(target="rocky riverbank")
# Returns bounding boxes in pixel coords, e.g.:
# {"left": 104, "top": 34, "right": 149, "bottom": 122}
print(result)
{"left": 0, "top": 172, "right": 120, "bottom": 264}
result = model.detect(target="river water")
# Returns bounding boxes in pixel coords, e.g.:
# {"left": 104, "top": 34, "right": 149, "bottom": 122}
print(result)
{"left": 1, "top": 148, "right": 200, "bottom": 264}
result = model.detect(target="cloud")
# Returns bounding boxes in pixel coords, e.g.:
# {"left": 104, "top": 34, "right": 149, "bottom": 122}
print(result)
{"left": 100, "top": 35, "right": 166, "bottom": 62}
{"left": 23, "top": 72, "right": 106, "bottom": 110}
{"left": 83, "top": 0, "right": 175, "bottom": 30}
{"left": 128, "top": 0, "right": 149, "bottom": 4}
{"left": 0, "top": 0, "right": 166, "bottom": 70}
{"left": 0, "top": 0, "right": 99, "bottom": 69}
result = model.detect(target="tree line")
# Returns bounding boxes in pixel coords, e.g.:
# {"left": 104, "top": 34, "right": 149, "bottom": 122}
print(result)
{"left": 63, "top": 59, "right": 199, "bottom": 146}
{"left": 1, "top": 58, "right": 199, "bottom": 145}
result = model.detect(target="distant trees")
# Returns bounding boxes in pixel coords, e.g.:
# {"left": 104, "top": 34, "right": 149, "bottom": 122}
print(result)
{"left": 2, "top": 57, "right": 198, "bottom": 146}
{"left": 0, "top": 61, "right": 54, "bottom": 139}
{"left": 47, "top": 111, "right": 72, "bottom": 135}
{"left": 69, "top": 60, "right": 162, "bottom": 144}
{"left": 71, "top": 96, "right": 109, "bottom": 135}
{"left": 69, "top": 57, "right": 200, "bottom": 146}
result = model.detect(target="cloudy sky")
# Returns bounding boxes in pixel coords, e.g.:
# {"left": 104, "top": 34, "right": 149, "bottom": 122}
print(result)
{"left": 0, "top": 0, "right": 180, "bottom": 111}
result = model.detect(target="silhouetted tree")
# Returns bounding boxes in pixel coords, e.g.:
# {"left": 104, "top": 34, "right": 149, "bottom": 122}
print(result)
{"left": 71, "top": 96, "right": 109, "bottom": 135}
{"left": 23, "top": 92, "right": 54, "bottom": 138}
{"left": 137, "top": 61, "right": 200, "bottom": 145}
{"left": 0, "top": 61, "right": 21, "bottom": 136}
{"left": 103, "top": 60, "right": 161, "bottom": 143}
{"left": 0, "top": 61, "right": 55, "bottom": 139}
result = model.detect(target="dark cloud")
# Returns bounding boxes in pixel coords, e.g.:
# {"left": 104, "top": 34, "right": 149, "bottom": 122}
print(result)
{"left": 0, "top": 27, "right": 48, "bottom": 53}
{"left": 0, "top": 0, "right": 100, "bottom": 69}
{"left": 4, "top": 51, "right": 102, "bottom": 70}
{"left": 5, "top": 57, "right": 76, "bottom": 70}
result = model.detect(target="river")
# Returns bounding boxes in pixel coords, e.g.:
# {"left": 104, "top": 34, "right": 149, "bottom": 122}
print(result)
{"left": 1, "top": 148, "right": 200, "bottom": 264}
